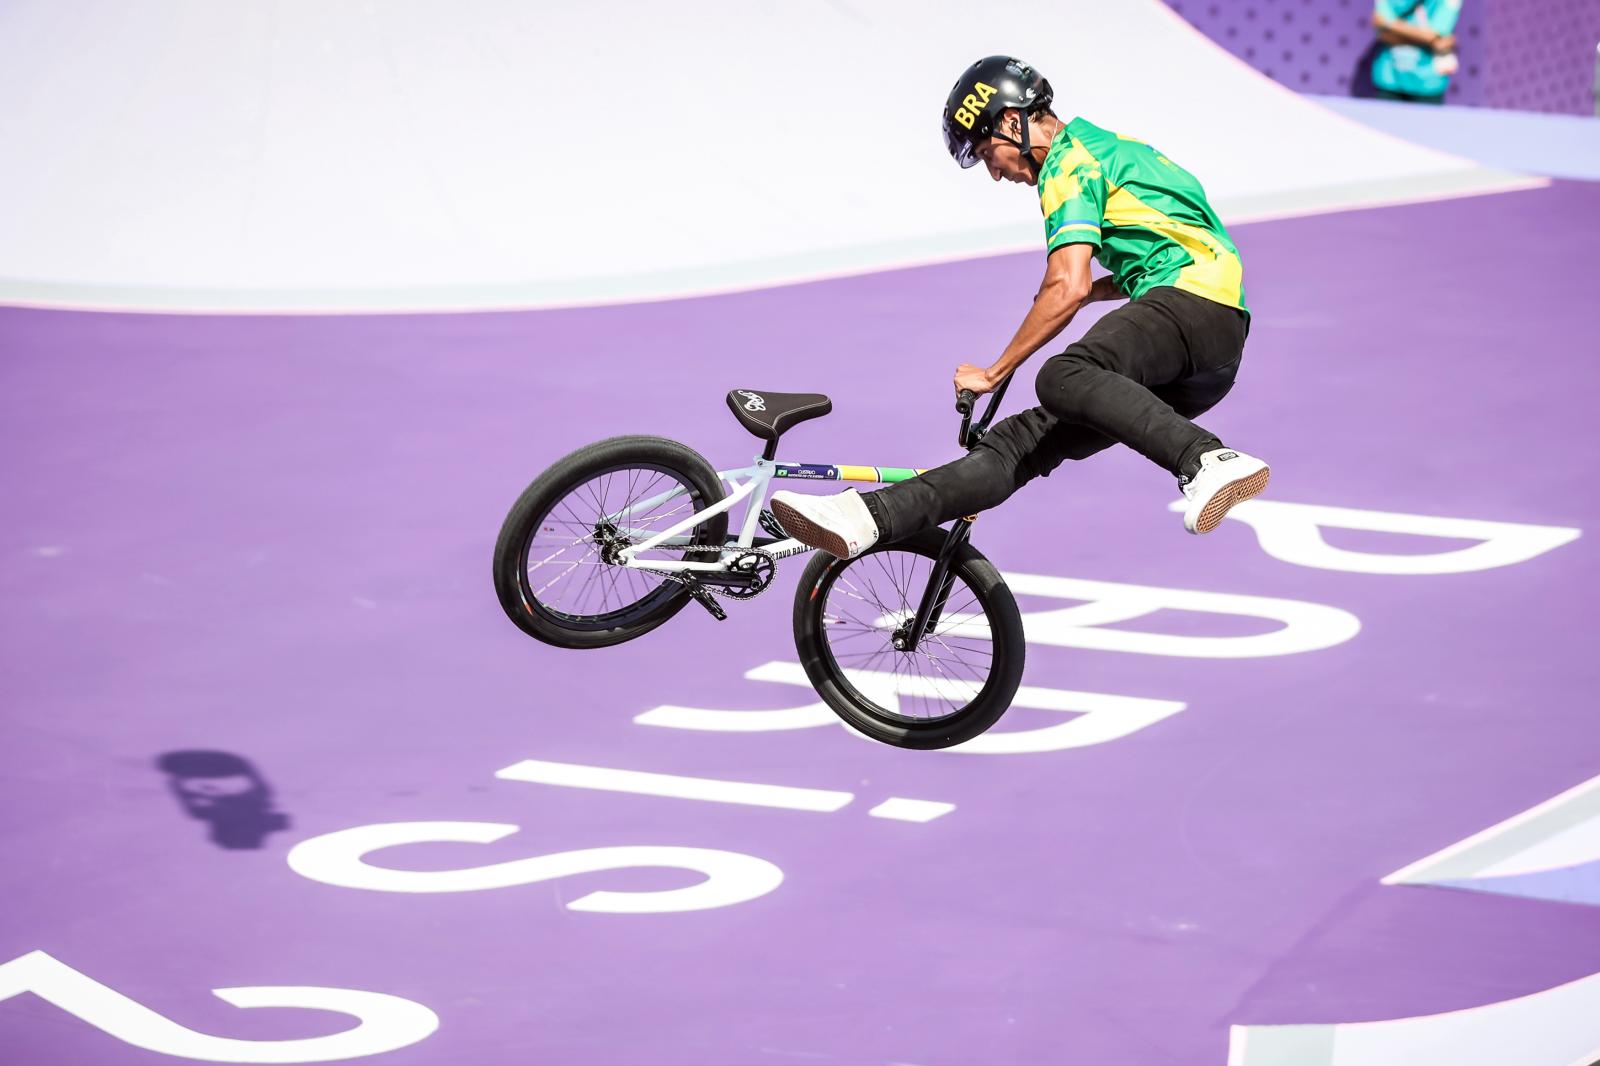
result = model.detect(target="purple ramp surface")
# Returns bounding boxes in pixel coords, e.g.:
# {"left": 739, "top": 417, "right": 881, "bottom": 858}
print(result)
{"left": 2, "top": 180, "right": 1599, "bottom": 1065}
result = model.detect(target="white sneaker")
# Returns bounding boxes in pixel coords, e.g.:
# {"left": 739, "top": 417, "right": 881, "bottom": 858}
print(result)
{"left": 1179, "top": 448, "right": 1271, "bottom": 534}
{"left": 770, "top": 489, "right": 881, "bottom": 559}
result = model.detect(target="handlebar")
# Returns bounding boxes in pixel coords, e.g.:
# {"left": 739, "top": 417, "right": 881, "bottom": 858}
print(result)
{"left": 956, "top": 377, "right": 1013, "bottom": 450}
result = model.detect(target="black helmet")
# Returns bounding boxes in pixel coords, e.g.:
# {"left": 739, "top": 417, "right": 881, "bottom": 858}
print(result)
{"left": 941, "top": 56, "right": 1054, "bottom": 171}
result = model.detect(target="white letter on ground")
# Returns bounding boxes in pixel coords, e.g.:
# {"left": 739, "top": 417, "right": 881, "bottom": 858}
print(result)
{"left": 638, "top": 661, "right": 1185, "bottom": 753}
{"left": 0, "top": 949, "right": 438, "bottom": 1063}
{"left": 1169, "top": 498, "right": 1580, "bottom": 575}
{"left": 1002, "top": 572, "right": 1361, "bottom": 658}
{"left": 286, "top": 822, "right": 783, "bottom": 913}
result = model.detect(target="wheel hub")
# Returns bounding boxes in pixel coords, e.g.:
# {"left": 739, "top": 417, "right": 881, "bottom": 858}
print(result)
{"left": 891, "top": 623, "right": 913, "bottom": 652}
{"left": 594, "top": 521, "right": 627, "bottom": 566}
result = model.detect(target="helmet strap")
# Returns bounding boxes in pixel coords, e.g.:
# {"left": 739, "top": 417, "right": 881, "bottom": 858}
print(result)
{"left": 995, "top": 110, "right": 1042, "bottom": 179}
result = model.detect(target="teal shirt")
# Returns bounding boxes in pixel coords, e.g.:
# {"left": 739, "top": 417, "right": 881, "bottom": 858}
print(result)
{"left": 1372, "top": 0, "right": 1462, "bottom": 98}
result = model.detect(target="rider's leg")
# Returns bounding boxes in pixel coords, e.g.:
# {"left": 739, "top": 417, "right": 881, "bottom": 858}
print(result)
{"left": 773, "top": 288, "right": 1255, "bottom": 554}
{"left": 859, "top": 289, "right": 1247, "bottom": 542}
{"left": 1033, "top": 286, "right": 1247, "bottom": 480}
{"left": 771, "top": 408, "right": 1105, "bottom": 556}
{"left": 860, "top": 408, "right": 1114, "bottom": 543}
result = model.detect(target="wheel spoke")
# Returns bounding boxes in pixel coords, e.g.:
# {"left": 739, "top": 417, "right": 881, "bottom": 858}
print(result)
{"left": 818, "top": 547, "right": 1004, "bottom": 725}
{"left": 521, "top": 463, "right": 717, "bottom": 626}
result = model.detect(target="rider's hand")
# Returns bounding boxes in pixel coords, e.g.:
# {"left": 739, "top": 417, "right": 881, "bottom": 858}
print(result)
{"left": 1431, "top": 32, "right": 1456, "bottom": 54}
{"left": 1088, "top": 276, "right": 1125, "bottom": 303}
{"left": 954, "top": 363, "right": 996, "bottom": 396}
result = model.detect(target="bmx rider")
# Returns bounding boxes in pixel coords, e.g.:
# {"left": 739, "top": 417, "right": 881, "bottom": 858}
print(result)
{"left": 772, "top": 55, "right": 1270, "bottom": 558}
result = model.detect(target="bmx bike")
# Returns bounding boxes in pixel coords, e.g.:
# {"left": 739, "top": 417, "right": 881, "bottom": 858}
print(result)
{"left": 492, "top": 383, "right": 1025, "bottom": 749}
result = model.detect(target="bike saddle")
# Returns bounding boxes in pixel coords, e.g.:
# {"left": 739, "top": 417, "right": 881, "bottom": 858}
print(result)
{"left": 725, "top": 389, "right": 832, "bottom": 442}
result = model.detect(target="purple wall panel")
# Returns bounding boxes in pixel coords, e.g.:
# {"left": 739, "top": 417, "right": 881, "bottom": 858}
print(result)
{"left": 1480, "top": 0, "right": 1600, "bottom": 113}
{"left": 1164, "top": 0, "right": 1485, "bottom": 102}
{"left": 1164, "top": 0, "right": 1600, "bottom": 114}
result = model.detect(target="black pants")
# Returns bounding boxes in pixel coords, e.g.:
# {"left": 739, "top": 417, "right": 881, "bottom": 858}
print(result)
{"left": 865, "top": 286, "right": 1249, "bottom": 542}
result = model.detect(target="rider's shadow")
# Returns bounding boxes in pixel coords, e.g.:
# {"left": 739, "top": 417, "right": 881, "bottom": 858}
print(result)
{"left": 156, "top": 750, "right": 291, "bottom": 850}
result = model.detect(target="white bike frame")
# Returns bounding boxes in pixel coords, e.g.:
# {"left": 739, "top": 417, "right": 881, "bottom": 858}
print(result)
{"left": 614, "top": 456, "right": 808, "bottom": 573}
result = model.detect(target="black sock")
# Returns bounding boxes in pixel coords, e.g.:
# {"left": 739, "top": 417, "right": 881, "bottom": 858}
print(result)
{"left": 860, "top": 490, "right": 891, "bottom": 539}
{"left": 1177, "top": 436, "right": 1224, "bottom": 481}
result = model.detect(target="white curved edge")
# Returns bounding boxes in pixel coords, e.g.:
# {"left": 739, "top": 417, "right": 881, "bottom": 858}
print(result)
{"left": 1226, "top": 970, "right": 1600, "bottom": 1066}
{"left": 1383, "top": 772, "right": 1600, "bottom": 886}
{"left": 0, "top": 173, "right": 1547, "bottom": 316}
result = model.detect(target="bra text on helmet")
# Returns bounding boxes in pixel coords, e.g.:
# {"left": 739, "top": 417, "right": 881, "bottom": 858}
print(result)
{"left": 953, "top": 82, "right": 999, "bottom": 130}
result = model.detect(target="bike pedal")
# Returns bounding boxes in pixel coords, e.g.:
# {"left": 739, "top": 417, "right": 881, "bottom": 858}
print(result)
{"left": 758, "top": 508, "right": 787, "bottom": 539}
{"left": 687, "top": 585, "right": 728, "bottom": 622}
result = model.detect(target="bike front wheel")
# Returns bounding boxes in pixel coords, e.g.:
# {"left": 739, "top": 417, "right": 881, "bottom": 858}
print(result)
{"left": 792, "top": 528, "right": 1025, "bottom": 749}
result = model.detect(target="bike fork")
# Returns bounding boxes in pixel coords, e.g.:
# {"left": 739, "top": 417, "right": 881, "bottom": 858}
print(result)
{"left": 895, "top": 518, "right": 973, "bottom": 651}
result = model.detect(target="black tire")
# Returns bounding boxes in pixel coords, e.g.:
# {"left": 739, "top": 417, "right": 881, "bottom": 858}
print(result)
{"left": 492, "top": 435, "right": 728, "bottom": 650}
{"left": 792, "top": 528, "right": 1025, "bottom": 749}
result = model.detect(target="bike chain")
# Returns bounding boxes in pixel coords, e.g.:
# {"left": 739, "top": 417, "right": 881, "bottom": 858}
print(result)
{"left": 602, "top": 508, "right": 789, "bottom": 608}
{"left": 636, "top": 542, "right": 778, "bottom": 604}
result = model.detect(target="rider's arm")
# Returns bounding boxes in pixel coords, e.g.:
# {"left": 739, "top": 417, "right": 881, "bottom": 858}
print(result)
{"left": 1372, "top": 7, "right": 1453, "bottom": 51}
{"left": 978, "top": 242, "right": 1096, "bottom": 388}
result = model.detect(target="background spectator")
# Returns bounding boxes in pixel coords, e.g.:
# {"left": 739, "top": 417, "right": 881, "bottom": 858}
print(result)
{"left": 1372, "top": 0, "right": 1463, "bottom": 104}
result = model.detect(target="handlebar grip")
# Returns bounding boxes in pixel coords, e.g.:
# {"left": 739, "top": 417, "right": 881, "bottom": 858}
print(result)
{"left": 955, "top": 389, "right": 977, "bottom": 417}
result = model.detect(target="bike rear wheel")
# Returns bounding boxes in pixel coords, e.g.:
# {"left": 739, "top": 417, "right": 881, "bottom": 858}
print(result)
{"left": 493, "top": 435, "right": 729, "bottom": 650}
{"left": 792, "top": 528, "right": 1025, "bottom": 749}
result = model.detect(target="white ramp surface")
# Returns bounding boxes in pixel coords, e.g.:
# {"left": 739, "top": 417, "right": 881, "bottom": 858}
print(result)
{"left": 0, "top": 0, "right": 1539, "bottom": 311}
{"left": 1228, "top": 971, "right": 1600, "bottom": 1066}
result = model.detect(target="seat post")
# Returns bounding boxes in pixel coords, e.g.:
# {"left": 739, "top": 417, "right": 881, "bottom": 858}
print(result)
{"left": 761, "top": 438, "right": 779, "bottom": 462}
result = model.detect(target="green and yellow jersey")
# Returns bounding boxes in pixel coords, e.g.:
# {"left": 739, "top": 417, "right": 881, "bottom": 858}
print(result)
{"left": 1038, "top": 117, "right": 1247, "bottom": 317}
